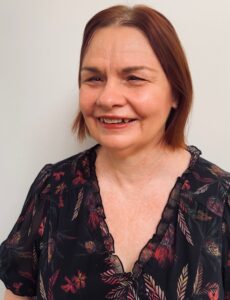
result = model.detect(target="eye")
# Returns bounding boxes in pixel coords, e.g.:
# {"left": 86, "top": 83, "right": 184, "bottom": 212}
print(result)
{"left": 127, "top": 75, "right": 144, "bottom": 81}
{"left": 85, "top": 76, "right": 102, "bottom": 82}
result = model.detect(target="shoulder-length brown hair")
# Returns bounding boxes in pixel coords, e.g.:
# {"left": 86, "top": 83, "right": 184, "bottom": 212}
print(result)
{"left": 72, "top": 5, "right": 193, "bottom": 148}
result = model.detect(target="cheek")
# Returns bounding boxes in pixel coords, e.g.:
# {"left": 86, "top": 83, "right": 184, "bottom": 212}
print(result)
{"left": 79, "top": 89, "right": 95, "bottom": 115}
{"left": 130, "top": 90, "right": 174, "bottom": 120}
{"left": 128, "top": 89, "right": 159, "bottom": 116}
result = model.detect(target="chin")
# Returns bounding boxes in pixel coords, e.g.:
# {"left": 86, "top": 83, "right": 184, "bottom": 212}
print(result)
{"left": 95, "top": 136, "right": 137, "bottom": 151}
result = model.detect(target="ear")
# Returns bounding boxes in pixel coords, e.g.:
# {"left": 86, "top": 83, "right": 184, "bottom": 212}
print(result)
{"left": 171, "top": 99, "right": 178, "bottom": 109}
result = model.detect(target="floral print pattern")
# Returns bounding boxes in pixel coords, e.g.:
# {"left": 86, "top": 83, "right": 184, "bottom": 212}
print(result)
{"left": 0, "top": 145, "right": 230, "bottom": 299}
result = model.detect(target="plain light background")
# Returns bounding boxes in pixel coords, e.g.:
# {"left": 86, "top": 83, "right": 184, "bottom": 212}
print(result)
{"left": 0, "top": 0, "right": 229, "bottom": 296}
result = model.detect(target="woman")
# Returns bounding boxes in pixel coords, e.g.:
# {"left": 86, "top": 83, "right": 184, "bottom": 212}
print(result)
{"left": 1, "top": 4, "right": 230, "bottom": 300}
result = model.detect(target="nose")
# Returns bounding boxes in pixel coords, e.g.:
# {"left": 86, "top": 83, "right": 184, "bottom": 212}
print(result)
{"left": 96, "top": 79, "right": 126, "bottom": 109}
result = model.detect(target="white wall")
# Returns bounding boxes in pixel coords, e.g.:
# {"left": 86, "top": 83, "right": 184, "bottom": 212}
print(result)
{"left": 0, "top": 0, "right": 229, "bottom": 296}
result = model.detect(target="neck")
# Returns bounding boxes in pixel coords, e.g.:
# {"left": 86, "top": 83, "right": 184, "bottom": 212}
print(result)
{"left": 96, "top": 143, "right": 180, "bottom": 186}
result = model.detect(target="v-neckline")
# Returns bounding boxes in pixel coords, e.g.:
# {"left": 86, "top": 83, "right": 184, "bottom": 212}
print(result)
{"left": 88, "top": 144, "right": 201, "bottom": 277}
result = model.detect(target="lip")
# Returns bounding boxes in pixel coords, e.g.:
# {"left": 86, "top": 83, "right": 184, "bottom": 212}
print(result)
{"left": 96, "top": 115, "right": 137, "bottom": 120}
{"left": 96, "top": 115, "right": 137, "bottom": 129}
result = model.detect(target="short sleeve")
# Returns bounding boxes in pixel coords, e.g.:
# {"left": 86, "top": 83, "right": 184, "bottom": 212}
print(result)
{"left": 222, "top": 187, "right": 230, "bottom": 299}
{"left": 0, "top": 164, "right": 52, "bottom": 297}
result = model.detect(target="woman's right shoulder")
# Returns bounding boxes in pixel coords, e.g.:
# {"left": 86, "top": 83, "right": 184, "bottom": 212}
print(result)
{"left": 43, "top": 144, "right": 98, "bottom": 191}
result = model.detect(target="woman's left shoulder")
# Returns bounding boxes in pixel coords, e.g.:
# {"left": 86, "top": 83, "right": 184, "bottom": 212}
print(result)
{"left": 188, "top": 145, "right": 230, "bottom": 183}
{"left": 186, "top": 146, "right": 230, "bottom": 206}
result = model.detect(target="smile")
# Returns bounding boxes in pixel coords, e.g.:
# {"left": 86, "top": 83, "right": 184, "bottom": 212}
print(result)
{"left": 98, "top": 117, "right": 135, "bottom": 124}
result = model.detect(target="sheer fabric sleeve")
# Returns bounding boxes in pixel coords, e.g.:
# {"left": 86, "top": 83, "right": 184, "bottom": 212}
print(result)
{"left": 223, "top": 186, "right": 230, "bottom": 299}
{"left": 0, "top": 164, "right": 52, "bottom": 297}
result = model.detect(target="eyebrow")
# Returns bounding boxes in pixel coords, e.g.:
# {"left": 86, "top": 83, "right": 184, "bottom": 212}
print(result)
{"left": 80, "top": 66, "right": 158, "bottom": 74}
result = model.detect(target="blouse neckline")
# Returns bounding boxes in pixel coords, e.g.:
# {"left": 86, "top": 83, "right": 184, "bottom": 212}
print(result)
{"left": 88, "top": 145, "right": 202, "bottom": 278}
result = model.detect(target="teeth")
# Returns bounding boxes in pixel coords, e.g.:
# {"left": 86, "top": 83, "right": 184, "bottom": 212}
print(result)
{"left": 99, "top": 118, "right": 133, "bottom": 124}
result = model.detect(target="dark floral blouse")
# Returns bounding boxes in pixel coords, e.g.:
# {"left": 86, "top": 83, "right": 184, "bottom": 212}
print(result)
{"left": 0, "top": 145, "right": 230, "bottom": 300}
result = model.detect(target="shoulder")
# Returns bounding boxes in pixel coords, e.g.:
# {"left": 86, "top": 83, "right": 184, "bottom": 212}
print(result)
{"left": 186, "top": 146, "right": 230, "bottom": 211}
{"left": 193, "top": 155, "right": 230, "bottom": 186}
{"left": 41, "top": 145, "right": 98, "bottom": 191}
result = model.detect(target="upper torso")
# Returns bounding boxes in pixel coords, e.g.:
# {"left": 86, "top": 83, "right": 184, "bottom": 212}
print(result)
{"left": 0, "top": 144, "right": 230, "bottom": 299}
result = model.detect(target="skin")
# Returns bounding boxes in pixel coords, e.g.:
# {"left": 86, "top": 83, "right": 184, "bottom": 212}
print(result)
{"left": 4, "top": 289, "right": 33, "bottom": 300}
{"left": 79, "top": 26, "right": 178, "bottom": 158}
{"left": 80, "top": 26, "right": 190, "bottom": 273}
{"left": 4, "top": 26, "right": 190, "bottom": 296}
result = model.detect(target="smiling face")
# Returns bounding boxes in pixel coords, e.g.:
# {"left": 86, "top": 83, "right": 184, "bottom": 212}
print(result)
{"left": 79, "top": 26, "right": 177, "bottom": 154}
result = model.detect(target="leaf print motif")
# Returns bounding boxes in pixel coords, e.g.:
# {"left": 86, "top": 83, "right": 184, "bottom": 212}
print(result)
{"left": 48, "top": 237, "right": 55, "bottom": 264}
{"left": 32, "top": 246, "right": 38, "bottom": 268}
{"left": 106, "top": 285, "right": 127, "bottom": 299}
{"left": 143, "top": 274, "right": 166, "bottom": 300}
{"left": 207, "top": 197, "right": 224, "bottom": 216}
{"left": 192, "top": 171, "right": 215, "bottom": 184}
{"left": 101, "top": 269, "right": 121, "bottom": 285}
{"left": 178, "top": 210, "right": 194, "bottom": 246}
{"left": 127, "top": 286, "right": 140, "bottom": 300}
{"left": 18, "top": 271, "right": 35, "bottom": 283}
{"left": 72, "top": 188, "right": 83, "bottom": 221}
{"left": 208, "top": 164, "right": 226, "bottom": 176}
{"left": 105, "top": 255, "right": 124, "bottom": 273}
{"left": 101, "top": 270, "right": 133, "bottom": 299}
{"left": 193, "top": 263, "right": 203, "bottom": 295}
{"left": 179, "top": 201, "right": 188, "bottom": 213}
{"left": 48, "top": 269, "right": 60, "bottom": 300}
{"left": 39, "top": 273, "right": 47, "bottom": 300}
{"left": 177, "top": 264, "right": 188, "bottom": 300}
{"left": 194, "top": 184, "right": 209, "bottom": 195}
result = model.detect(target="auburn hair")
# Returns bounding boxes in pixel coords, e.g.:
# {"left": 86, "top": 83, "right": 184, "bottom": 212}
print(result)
{"left": 72, "top": 5, "right": 193, "bottom": 148}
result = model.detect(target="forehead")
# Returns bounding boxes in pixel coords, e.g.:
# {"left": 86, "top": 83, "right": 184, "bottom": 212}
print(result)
{"left": 82, "top": 26, "right": 160, "bottom": 68}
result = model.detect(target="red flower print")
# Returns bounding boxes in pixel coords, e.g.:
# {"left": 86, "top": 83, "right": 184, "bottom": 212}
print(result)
{"left": 72, "top": 171, "right": 86, "bottom": 185}
{"left": 82, "top": 158, "right": 89, "bottom": 167}
{"left": 73, "top": 271, "right": 87, "bottom": 289}
{"left": 58, "top": 195, "right": 64, "bottom": 208}
{"left": 208, "top": 288, "right": 219, "bottom": 300}
{"left": 206, "top": 283, "right": 219, "bottom": 300}
{"left": 227, "top": 252, "right": 230, "bottom": 267}
{"left": 12, "top": 282, "right": 23, "bottom": 293}
{"left": 88, "top": 211, "right": 100, "bottom": 230}
{"left": 53, "top": 171, "right": 65, "bottom": 181}
{"left": 182, "top": 180, "right": 190, "bottom": 190}
{"left": 153, "top": 245, "right": 174, "bottom": 267}
{"left": 55, "top": 183, "right": 66, "bottom": 195}
{"left": 153, "top": 224, "right": 174, "bottom": 267}
{"left": 139, "top": 243, "right": 154, "bottom": 263}
{"left": 38, "top": 217, "right": 46, "bottom": 237}
{"left": 61, "top": 271, "right": 86, "bottom": 294}
{"left": 61, "top": 276, "right": 77, "bottom": 293}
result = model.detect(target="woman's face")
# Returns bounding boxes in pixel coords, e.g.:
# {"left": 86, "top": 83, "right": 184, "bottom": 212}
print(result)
{"left": 79, "top": 26, "right": 177, "bottom": 154}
